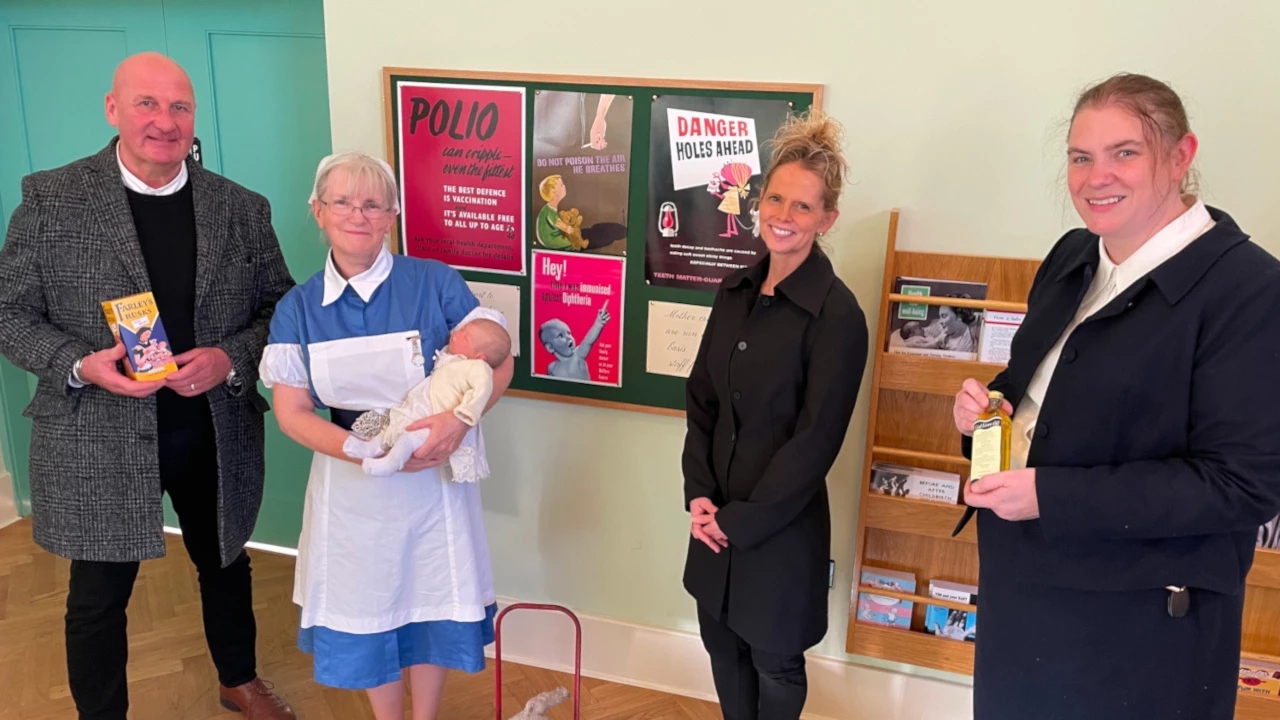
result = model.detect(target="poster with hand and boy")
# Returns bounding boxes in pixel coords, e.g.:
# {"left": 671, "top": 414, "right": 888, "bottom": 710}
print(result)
{"left": 530, "top": 91, "right": 632, "bottom": 257}
{"left": 645, "top": 96, "right": 794, "bottom": 290}
{"left": 531, "top": 250, "right": 624, "bottom": 387}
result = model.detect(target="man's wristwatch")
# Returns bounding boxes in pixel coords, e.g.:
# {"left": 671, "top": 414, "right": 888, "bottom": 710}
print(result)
{"left": 225, "top": 367, "right": 244, "bottom": 395}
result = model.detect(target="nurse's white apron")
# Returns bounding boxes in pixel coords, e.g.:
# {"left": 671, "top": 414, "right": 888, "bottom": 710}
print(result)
{"left": 294, "top": 330, "right": 495, "bottom": 634}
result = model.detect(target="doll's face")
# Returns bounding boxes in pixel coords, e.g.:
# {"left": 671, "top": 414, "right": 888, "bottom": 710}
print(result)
{"left": 448, "top": 325, "right": 481, "bottom": 360}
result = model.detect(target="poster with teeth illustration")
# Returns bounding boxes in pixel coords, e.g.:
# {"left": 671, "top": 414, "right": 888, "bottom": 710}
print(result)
{"left": 645, "top": 96, "right": 793, "bottom": 291}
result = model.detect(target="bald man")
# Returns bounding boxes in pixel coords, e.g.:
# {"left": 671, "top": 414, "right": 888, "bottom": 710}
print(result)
{"left": 0, "top": 52, "right": 296, "bottom": 719}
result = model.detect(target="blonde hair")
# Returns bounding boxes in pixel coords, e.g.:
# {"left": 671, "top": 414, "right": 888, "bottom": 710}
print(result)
{"left": 1071, "top": 72, "right": 1199, "bottom": 196}
{"left": 761, "top": 109, "right": 848, "bottom": 213}
{"left": 310, "top": 151, "right": 400, "bottom": 210}
{"left": 539, "top": 174, "right": 563, "bottom": 202}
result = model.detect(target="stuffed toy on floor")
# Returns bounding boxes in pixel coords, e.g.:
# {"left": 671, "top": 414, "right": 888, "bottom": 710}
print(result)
{"left": 508, "top": 686, "right": 570, "bottom": 719}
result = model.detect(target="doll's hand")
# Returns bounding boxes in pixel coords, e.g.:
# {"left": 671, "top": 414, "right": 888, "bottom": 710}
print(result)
{"left": 403, "top": 411, "right": 468, "bottom": 471}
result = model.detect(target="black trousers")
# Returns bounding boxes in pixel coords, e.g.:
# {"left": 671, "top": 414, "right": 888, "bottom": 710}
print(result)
{"left": 64, "top": 417, "right": 258, "bottom": 720}
{"left": 698, "top": 604, "right": 807, "bottom": 720}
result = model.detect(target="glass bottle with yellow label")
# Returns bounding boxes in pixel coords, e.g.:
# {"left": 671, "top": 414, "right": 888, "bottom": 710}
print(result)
{"left": 969, "top": 390, "right": 1011, "bottom": 483}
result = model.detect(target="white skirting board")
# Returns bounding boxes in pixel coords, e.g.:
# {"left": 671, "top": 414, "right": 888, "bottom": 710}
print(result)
{"left": 486, "top": 598, "right": 974, "bottom": 720}
{"left": 179, "top": 534, "right": 974, "bottom": 719}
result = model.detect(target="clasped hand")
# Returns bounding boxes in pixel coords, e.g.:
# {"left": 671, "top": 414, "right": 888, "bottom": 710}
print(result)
{"left": 952, "top": 377, "right": 1040, "bottom": 521}
{"left": 689, "top": 497, "right": 729, "bottom": 553}
{"left": 400, "top": 411, "right": 468, "bottom": 473}
{"left": 964, "top": 467, "right": 1040, "bottom": 521}
{"left": 80, "top": 342, "right": 230, "bottom": 398}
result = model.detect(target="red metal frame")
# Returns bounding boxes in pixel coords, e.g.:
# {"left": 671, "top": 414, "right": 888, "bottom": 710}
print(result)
{"left": 494, "top": 603, "right": 582, "bottom": 720}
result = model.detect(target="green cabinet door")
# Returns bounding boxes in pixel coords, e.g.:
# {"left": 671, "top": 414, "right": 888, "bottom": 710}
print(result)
{"left": 0, "top": 0, "right": 330, "bottom": 547}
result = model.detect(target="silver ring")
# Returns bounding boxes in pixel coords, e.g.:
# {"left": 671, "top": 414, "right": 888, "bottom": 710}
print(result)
{"left": 190, "top": 383, "right": 196, "bottom": 391}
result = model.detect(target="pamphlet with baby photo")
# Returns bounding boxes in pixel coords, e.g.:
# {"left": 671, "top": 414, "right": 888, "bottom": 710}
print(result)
{"left": 886, "top": 276, "right": 988, "bottom": 361}
{"left": 531, "top": 250, "right": 624, "bottom": 387}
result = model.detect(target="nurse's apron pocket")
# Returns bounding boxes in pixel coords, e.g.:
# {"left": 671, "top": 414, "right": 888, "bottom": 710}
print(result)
{"left": 308, "top": 330, "right": 426, "bottom": 411}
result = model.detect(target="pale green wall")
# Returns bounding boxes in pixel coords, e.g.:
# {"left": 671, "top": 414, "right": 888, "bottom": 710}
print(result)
{"left": 322, "top": 0, "right": 1280, "bottom": 674}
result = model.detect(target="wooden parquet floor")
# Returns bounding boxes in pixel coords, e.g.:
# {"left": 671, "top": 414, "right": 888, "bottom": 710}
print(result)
{"left": 0, "top": 519, "right": 721, "bottom": 719}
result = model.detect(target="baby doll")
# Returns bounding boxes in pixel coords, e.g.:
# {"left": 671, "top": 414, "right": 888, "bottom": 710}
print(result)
{"left": 343, "top": 318, "right": 512, "bottom": 480}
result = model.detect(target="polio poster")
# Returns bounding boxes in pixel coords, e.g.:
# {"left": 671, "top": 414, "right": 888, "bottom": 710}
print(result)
{"left": 645, "top": 96, "right": 793, "bottom": 290}
{"left": 531, "top": 91, "right": 632, "bottom": 257}
{"left": 531, "top": 250, "right": 624, "bottom": 387}
{"left": 396, "top": 81, "right": 526, "bottom": 274}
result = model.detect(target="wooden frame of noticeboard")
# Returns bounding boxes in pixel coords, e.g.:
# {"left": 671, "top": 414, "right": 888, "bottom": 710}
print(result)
{"left": 382, "top": 67, "right": 822, "bottom": 417}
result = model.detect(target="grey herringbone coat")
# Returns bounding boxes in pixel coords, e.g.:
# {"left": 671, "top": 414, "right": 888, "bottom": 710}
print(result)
{"left": 0, "top": 140, "right": 295, "bottom": 566}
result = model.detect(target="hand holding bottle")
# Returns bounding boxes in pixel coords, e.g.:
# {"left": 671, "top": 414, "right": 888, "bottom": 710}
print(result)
{"left": 954, "top": 378, "right": 1012, "bottom": 436}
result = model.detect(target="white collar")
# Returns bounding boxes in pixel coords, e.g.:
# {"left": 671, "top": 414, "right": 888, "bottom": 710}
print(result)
{"left": 1097, "top": 198, "right": 1214, "bottom": 290}
{"left": 116, "top": 142, "right": 189, "bottom": 196}
{"left": 322, "top": 246, "right": 393, "bottom": 306}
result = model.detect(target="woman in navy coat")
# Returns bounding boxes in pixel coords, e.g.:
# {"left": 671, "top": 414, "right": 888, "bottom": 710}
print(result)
{"left": 952, "top": 73, "right": 1280, "bottom": 720}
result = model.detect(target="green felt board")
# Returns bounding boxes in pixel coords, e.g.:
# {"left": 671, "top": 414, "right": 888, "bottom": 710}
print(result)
{"left": 387, "top": 72, "right": 817, "bottom": 414}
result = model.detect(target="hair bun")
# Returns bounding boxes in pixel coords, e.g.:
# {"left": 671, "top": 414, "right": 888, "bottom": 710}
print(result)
{"left": 764, "top": 109, "right": 849, "bottom": 212}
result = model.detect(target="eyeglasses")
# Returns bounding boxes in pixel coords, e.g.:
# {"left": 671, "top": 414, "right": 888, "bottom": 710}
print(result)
{"left": 319, "top": 199, "right": 391, "bottom": 219}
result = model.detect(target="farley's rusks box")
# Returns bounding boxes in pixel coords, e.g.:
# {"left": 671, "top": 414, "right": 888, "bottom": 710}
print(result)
{"left": 1239, "top": 658, "right": 1280, "bottom": 697}
{"left": 101, "top": 292, "right": 177, "bottom": 380}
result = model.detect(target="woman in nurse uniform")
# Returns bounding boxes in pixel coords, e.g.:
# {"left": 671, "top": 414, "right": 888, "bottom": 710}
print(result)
{"left": 259, "top": 151, "right": 513, "bottom": 720}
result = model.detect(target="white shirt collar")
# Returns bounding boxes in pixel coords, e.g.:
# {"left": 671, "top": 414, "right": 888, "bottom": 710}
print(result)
{"left": 116, "top": 142, "right": 189, "bottom": 196}
{"left": 1096, "top": 198, "right": 1215, "bottom": 291}
{"left": 322, "top": 246, "right": 393, "bottom": 306}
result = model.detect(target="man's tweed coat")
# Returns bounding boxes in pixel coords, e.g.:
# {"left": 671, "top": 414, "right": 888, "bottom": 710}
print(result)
{"left": 0, "top": 139, "right": 295, "bottom": 566}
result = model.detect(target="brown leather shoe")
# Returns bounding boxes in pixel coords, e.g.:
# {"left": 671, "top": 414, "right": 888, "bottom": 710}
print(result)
{"left": 218, "top": 678, "right": 296, "bottom": 719}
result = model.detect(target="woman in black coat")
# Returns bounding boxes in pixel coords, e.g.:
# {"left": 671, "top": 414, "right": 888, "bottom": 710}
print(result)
{"left": 953, "top": 73, "right": 1280, "bottom": 720}
{"left": 681, "top": 110, "right": 869, "bottom": 720}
